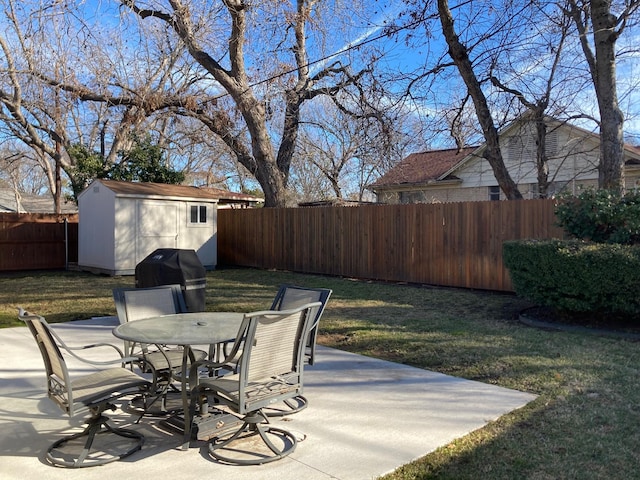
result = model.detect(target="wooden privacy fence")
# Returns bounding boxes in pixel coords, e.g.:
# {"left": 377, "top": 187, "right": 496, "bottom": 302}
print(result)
{"left": 0, "top": 213, "right": 78, "bottom": 271}
{"left": 218, "top": 199, "right": 565, "bottom": 292}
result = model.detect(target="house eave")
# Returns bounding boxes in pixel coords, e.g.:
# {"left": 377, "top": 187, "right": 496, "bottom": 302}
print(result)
{"left": 370, "top": 178, "right": 462, "bottom": 193}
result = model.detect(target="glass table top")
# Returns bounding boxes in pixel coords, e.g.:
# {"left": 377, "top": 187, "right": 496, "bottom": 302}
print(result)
{"left": 112, "top": 312, "right": 245, "bottom": 345}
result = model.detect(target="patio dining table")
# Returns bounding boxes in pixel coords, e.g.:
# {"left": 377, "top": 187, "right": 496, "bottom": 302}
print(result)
{"left": 112, "top": 311, "right": 245, "bottom": 449}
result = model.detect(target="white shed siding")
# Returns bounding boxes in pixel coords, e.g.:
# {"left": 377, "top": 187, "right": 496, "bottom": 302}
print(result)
{"left": 78, "top": 180, "right": 217, "bottom": 275}
{"left": 112, "top": 197, "right": 135, "bottom": 272}
{"left": 134, "top": 200, "right": 179, "bottom": 267}
{"left": 78, "top": 183, "right": 117, "bottom": 270}
{"left": 181, "top": 201, "right": 217, "bottom": 268}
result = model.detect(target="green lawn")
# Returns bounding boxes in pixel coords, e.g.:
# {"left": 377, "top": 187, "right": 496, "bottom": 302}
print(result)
{"left": 2, "top": 267, "right": 639, "bottom": 479}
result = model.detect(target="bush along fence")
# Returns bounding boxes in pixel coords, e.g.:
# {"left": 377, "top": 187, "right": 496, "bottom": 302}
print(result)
{"left": 504, "top": 188, "right": 640, "bottom": 316}
{"left": 218, "top": 199, "right": 565, "bottom": 292}
{"left": 0, "top": 213, "right": 78, "bottom": 272}
{"left": 504, "top": 239, "right": 640, "bottom": 316}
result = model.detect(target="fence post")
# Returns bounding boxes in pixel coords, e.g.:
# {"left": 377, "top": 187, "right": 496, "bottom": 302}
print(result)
{"left": 64, "top": 217, "right": 69, "bottom": 270}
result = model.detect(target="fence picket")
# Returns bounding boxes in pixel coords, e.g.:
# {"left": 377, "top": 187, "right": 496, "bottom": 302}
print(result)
{"left": 2, "top": 200, "right": 564, "bottom": 291}
{"left": 217, "top": 199, "right": 565, "bottom": 291}
{"left": 0, "top": 213, "right": 78, "bottom": 271}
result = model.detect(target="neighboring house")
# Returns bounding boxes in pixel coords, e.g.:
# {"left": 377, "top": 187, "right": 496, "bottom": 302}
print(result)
{"left": 78, "top": 179, "right": 219, "bottom": 275}
{"left": 201, "top": 187, "right": 263, "bottom": 208}
{"left": 368, "top": 117, "right": 640, "bottom": 203}
{"left": 0, "top": 188, "right": 78, "bottom": 213}
{"left": 298, "top": 199, "right": 374, "bottom": 207}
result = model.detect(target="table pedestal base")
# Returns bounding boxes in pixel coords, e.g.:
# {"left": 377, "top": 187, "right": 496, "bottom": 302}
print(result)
{"left": 162, "top": 409, "right": 244, "bottom": 442}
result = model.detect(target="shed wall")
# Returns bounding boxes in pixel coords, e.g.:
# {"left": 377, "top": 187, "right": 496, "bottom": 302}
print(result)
{"left": 78, "top": 185, "right": 116, "bottom": 271}
{"left": 179, "top": 201, "right": 217, "bottom": 269}
{"left": 78, "top": 180, "right": 217, "bottom": 275}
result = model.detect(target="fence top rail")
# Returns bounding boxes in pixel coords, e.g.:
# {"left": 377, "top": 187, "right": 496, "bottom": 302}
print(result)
{"left": 0, "top": 213, "right": 78, "bottom": 223}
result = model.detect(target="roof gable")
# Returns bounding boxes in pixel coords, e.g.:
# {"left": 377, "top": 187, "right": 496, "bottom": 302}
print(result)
{"left": 370, "top": 147, "right": 477, "bottom": 189}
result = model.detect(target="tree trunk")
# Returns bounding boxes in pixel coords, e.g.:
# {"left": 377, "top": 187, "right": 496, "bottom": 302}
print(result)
{"left": 591, "top": 0, "right": 625, "bottom": 191}
{"left": 534, "top": 114, "right": 550, "bottom": 198}
{"left": 254, "top": 160, "right": 288, "bottom": 208}
{"left": 437, "top": 0, "right": 522, "bottom": 200}
{"left": 54, "top": 144, "right": 62, "bottom": 214}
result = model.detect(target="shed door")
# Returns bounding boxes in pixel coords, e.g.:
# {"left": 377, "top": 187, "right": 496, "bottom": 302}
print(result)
{"left": 136, "top": 201, "right": 178, "bottom": 264}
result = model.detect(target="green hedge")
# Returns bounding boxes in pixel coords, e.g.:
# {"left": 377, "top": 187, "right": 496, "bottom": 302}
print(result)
{"left": 554, "top": 188, "right": 640, "bottom": 245}
{"left": 503, "top": 239, "right": 640, "bottom": 317}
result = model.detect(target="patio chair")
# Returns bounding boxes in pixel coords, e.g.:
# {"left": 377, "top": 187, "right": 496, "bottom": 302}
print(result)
{"left": 262, "top": 285, "right": 332, "bottom": 416}
{"left": 189, "top": 301, "right": 321, "bottom": 465}
{"left": 271, "top": 285, "right": 332, "bottom": 366}
{"left": 113, "top": 285, "right": 207, "bottom": 414}
{"left": 18, "top": 308, "right": 151, "bottom": 468}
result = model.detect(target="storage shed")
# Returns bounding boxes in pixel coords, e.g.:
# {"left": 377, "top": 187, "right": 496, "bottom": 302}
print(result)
{"left": 78, "top": 179, "right": 218, "bottom": 275}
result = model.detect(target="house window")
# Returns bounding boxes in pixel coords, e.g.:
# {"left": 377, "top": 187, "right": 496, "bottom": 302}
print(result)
{"left": 399, "top": 191, "right": 425, "bottom": 204}
{"left": 189, "top": 205, "right": 208, "bottom": 224}
{"left": 546, "top": 129, "right": 559, "bottom": 157}
{"left": 488, "top": 186, "right": 500, "bottom": 201}
{"left": 547, "top": 181, "right": 570, "bottom": 197}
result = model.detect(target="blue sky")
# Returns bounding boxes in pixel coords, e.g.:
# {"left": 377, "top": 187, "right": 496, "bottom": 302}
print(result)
{"left": 326, "top": 1, "right": 640, "bottom": 145}
{"left": 76, "top": 0, "right": 640, "bottom": 146}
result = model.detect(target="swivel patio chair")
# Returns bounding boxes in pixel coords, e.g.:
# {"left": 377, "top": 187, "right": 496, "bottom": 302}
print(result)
{"left": 189, "top": 301, "right": 321, "bottom": 465}
{"left": 266, "top": 285, "right": 332, "bottom": 415}
{"left": 113, "top": 284, "right": 207, "bottom": 415}
{"left": 18, "top": 309, "right": 151, "bottom": 468}
{"left": 270, "top": 285, "right": 332, "bottom": 366}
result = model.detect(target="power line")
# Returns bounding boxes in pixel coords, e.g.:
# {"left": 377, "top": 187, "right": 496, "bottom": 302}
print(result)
{"left": 211, "top": 17, "right": 424, "bottom": 99}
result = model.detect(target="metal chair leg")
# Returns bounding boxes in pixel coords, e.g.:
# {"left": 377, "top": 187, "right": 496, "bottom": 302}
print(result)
{"left": 46, "top": 413, "right": 144, "bottom": 468}
{"left": 207, "top": 411, "right": 297, "bottom": 465}
{"left": 263, "top": 395, "right": 308, "bottom": 417}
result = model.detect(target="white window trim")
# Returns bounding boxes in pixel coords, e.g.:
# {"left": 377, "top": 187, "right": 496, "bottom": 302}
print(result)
{"left": 188, "top": 203, "right": 209, "bottom": 227}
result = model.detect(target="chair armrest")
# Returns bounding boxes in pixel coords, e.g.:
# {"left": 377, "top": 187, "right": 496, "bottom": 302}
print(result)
{"left": 189, "top": 358, "right": 228, "bottom": 378}
{"left": 66, "top": 341, "right": 125, "bottom": 357}
{"left": 60, "top": 343, "right": 142, "bottom": 367}
{"left": 18, "top": 308, "right": 140, "bottom": 368}
{"left": 48, "top": 327, "right": 133, "bottom": 366}
{"left": 188, "top": 355, "right": 240, "bottom": 387}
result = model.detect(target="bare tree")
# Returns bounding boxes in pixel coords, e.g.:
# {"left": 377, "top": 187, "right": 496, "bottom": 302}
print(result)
{"left": 119, "top": 0, "right": 379, "bottom": 207}
{"left": 488, "top": 4, "right": 575, "bottom": 197}
{"left": 0, "top": 0, "right": 214, "bottom": 207}
{"left": 436, "top": 0, "right": 524, "bottom": 199}
{"left": 0, "top": 143, "right": 48, "bottom": 194}
{"left": 295, "top": 95, "right": 412, "bottom": 201}
{"left": 0, "top": 1, "right": 138, "bottom": 207}
{"left": 390, "top": 0, "right": 535, "bottom": 199}
{"left": 566, "top": 0, "right": 640, "bottom": 191}
{"left": 0, "top": 145, "right": 48, "bottom": 212}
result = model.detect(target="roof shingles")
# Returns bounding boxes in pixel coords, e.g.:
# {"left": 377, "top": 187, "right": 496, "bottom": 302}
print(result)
{"left": 371, "top": 147, "right": 477, "bottom": 188}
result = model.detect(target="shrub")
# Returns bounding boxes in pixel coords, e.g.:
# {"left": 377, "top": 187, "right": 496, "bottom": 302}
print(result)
{"left": 554, "top": 188, "right": 640, "bottom": 244}
{"left": 503, "top": 239, "right": 640, "bottom": 317}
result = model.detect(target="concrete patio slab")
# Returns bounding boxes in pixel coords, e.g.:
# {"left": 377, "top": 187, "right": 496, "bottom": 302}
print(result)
{"left": 0, "top": 317, "right": 537, "bottom": 479}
